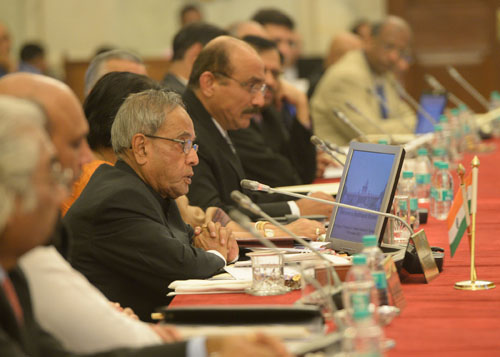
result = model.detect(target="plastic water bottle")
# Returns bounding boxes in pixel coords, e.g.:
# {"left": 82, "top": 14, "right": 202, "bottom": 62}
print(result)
{"left": 342, "top": 309, "right": 384, "bottom": 356}
{"left": 459, "top": 104, "right": 480, "bottom": 151}
{"left": 489, "top": 91, "right": 500, "bottom": 137}
{"left": 415, "top": 148, "right": 431, "bottom": 204}
{"left": 449, "top": 107, "right": 464, "bottom": 158}
{"left": 431, "top": 148, "right": 449, "bottom": 174}
{"left": 397, "top": 171, "right": 420, "bottom": 229}
{"left": 439, "top": 114, "right": 457, "bottom": 161}
{"left": 361, "top": 235, "right": 389, "bottom": 306}
{"left": 342, "top": 254, "right": 378, "bottom": 324}
{"left": 433, "top": 123, "right": 446, "bottom": 152}
{"left": 430, "top": 161, "right": 454, "bottom": 220}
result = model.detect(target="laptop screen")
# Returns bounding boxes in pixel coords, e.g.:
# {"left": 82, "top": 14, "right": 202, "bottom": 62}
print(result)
{"left": 326, "top": 142, "right": 405, "bottom": 254}
{"left": 415, "top": 92, "right": 447, "bottom": 134}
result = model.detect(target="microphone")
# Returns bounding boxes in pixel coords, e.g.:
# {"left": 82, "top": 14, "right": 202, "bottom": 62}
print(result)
{"left": 310, "top": 136, "right": 345, "bottom": 166}
{"left": 241, "top": 179, "right": 414, "bottom": 235}
{"left": 389, "top": 79, "right": 437, "bottom": 126}
{"left": 230, "top": 190, "right": 343, "bottom": 289}
{"left": 345, "top": 101, "right": 394, "bottom": 143}
{"left": 365, "top": 87, "right": 414, "bottom": 132}
{"left": 447, "top": 66, "right": 490, "bottom": 110}
{"left": 424, "top": 73, "right": 464, "bottom": 107}
{"left": 332, "top": 108, "right": 368, "bottom": 141}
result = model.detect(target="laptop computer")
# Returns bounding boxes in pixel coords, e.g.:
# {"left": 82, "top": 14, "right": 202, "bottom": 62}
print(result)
{"left": 325, "top": 142, "right": 405, "bottom": 255}
{"left": 415, "top": 91, "right": 447, "bottom": 134}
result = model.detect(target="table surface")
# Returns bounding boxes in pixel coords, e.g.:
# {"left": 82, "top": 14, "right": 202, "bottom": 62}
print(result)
{"left": 171, "top": 139, "right": 500, "bottom": 357}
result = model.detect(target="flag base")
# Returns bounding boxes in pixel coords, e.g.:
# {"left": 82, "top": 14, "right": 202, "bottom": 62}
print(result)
{"left": 454, "top": 280, "right": 496, "bottom": 291}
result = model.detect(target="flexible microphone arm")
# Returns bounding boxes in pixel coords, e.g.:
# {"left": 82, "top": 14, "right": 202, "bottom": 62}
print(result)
{"left": 310, "top": 136, "right": 345, "bottom": 166}
{"left": 332, "top": 109, "right": 368, "bottom": 141}
{"left": 390, "top": 79, "right": 437, "bottom": 126}
{"left": 447, "top": 66, "right": 490, "bottom": 110}
{"left": 240, "top": 179, "right": 414, "bottom": 235}
{"left": 345, "top": 101, "right": 394, "bottom": 142}
{"left": 230, "top": 191, "right": 343, "bottom": 289}
{"left": 424, "top": 73, "right": 465, "bottom": 107}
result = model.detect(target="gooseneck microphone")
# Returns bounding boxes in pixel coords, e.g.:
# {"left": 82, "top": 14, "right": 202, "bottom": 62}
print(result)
{"left": 230, "top": 190, "right": 343, "bottom": 289}
{"left": 310, "top": 136, "right": 345, "bottom": 166}
{"left": 447, "top": 66, "right": 490, "bottom": 110}
{"left": 332, "top": 109, "right": 368, "bottom": 141}
{"left": 240, "top": 179, "right": 414, "bottom": 234}
{"left": 424, "top": 74, "right": 464, "bottom": 107}
{"left": 345, "top": 101, "right": 394, "bottom": 143}
{"left": 389, "top": 79, "right": 437, "bottom": 126}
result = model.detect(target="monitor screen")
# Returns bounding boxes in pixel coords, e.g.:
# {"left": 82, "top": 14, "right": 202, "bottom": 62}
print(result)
{"left": 326, "top": 142, "right": 405, "bottom": 254}
{"left": 415, "top": 92, "right": 447, "bottom": 134}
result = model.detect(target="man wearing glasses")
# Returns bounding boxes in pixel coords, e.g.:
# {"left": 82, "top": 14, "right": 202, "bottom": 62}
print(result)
{"left": 64, "top": 89, "right": 237, "bottom": 322}
{"left": 184, "top": 36, "right": 334, "bottom": 219}
{"left": 311, "top": 16, "right": 416, "bottom": 145}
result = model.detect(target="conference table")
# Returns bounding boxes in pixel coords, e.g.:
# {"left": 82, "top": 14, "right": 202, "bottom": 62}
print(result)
{"left": 171, "top": 139, "right": 500, "bottom": 356}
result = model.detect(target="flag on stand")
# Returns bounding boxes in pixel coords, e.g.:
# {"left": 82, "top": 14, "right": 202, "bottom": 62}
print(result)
{"left": 447, "top": 173, "right": 472, "bottom": 257}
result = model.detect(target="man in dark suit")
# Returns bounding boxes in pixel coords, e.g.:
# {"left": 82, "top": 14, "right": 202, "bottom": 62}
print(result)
{"left": 162, "top": 22, "right": 227, "bottom": 94}
{"left": 65, "top": 90, "right": 237, "bottom": 322}
{"left": 0, "top": 94, "right": 290, "bottom": 357}
{"left": 184, "top": 36, "right": 334, "bottom": 218}
{"left": 228, "top": 35, "right": 316, "bottom": 188}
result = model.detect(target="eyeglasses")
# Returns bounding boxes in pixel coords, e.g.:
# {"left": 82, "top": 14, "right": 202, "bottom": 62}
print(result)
{"left": 144, "top": 134, "right": 199, "bottom": 154}
{"left": 213, "top": 72, "right": 267, "bottom": 95}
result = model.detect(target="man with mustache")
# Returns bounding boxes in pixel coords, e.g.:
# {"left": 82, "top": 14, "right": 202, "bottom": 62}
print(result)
{"left": 184, "top": 36, "right": 333, "bottom": 218}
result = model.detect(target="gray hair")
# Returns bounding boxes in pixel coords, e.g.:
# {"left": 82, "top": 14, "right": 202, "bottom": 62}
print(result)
{"left": 0, "top": 95, "right": 49, "bottom": 233}
{"left": 84, "top": 49, "right": 144, "bottom": 95}
{"left": 111, "top": 89, "right": 185, "bottom": 157}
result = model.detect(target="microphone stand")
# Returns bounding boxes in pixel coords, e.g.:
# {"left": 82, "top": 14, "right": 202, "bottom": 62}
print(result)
{"left": 447, "top": 66, "right": 490, "bottom": 110}
{"left": 311, "top": 136, "right": 345, "bottom": 167}
{"left": 345, "top": 101, "right": 394, "bottom": 143}
{"left": 332, "top": 109, "right": 368, "bottom": 142}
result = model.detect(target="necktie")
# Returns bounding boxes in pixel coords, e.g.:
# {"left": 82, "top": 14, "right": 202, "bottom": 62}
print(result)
{"left": 2, "top": 275, "right": 24, "bottom": 326}
{"left": 375, "top": 84, "right": 388, "bottom": 119}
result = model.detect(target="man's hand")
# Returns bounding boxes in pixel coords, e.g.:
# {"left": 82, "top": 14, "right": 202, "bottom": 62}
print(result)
{"left": 193, "top": 222, "right": 229, "bottom": 260}
{"left": 148, "top": 323, "right": 182, "bottom": 342}
{"left": 109, "top": 302, "right": 139, "bottom": 320}
{"left": 281, "top": 218, "right": 326, "bottom": 240}
{"left": 276, "top": 79, "right": 310, "bottom": 129}
{"left": 296, "top": 191, "right": 334, "bottom": 217}
{"left": 206, "top": 333, "right": 292, "bottom": 357}
{"left": 227, "top": 233, "right": 239, "bottom": 262}
{"left": 316, "top": 151, "right": 341, "bottom": 178}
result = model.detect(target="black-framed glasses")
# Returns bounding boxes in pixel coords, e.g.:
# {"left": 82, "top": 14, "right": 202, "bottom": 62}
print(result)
{"left": 144, "top": 134, "right": 198, "bottom": 154}
{"left": 213, "top": 72, "right": 267, "bottom": 95}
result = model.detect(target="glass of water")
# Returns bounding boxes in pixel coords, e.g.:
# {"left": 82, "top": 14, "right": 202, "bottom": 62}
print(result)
{"left": 245, "top": 251, "right": 288, "bottom": 296}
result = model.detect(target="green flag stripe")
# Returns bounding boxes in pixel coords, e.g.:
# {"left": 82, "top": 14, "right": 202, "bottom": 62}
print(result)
{"left": 450, "top": 218, "right": 467, "bottom": 257}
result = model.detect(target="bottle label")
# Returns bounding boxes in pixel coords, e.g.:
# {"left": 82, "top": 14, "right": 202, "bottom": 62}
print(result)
{"left": 372, "top": 271, "right": 387, "bottom": 289}
{"left": 442, "top": 189, "right": 453, "bottom": 201}
{"left": 431, "top": 187, "right": 453, "bottom": 201}
{"left": 399, "top": 200, "right": 407, "bottom": 211}
{"left": 410, "top": 198, "right": 418, "bottom": 211}
{"left": 416, "top": 173, "right": 430, "bottom": 184}
{"left": 351, "top": 292, "right": 370, "bottom": 314}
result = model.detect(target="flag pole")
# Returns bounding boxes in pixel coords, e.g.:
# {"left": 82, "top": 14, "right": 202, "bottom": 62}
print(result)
{"left": 455, "top": 156, "right": 495, "bottom": 290}
{"left": 457, "top": 164, "right": 476, "bottom": 281}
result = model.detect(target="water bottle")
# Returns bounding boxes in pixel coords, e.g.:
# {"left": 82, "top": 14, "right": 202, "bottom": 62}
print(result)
{"left": 415, "top": 148, "right": 431, "bottom": 204}
{"left": 489, "top": 91, "right": 500, "bottom": 137}
{"left": 430, "top": 161, "right": 454, "bottom": 220}
{"left": 459, "top": 104, "right": 480, "bottom": 151}
{"left": 342, "top": 309, "right": 384, "bottom": 356}
{"left": 361, "top": 235, "right": 389, "bottom": 306}
{"left": 397, "top": 171, "right": 420, "bottom": 229}
{"left": 449, "top": 107, "right": 464, "bottom": 158}
{"left": 431, "top": 148, "right": 448, "bottom": 174}
{"left": 342, "top": 254, "right": 378, "bottom": 324}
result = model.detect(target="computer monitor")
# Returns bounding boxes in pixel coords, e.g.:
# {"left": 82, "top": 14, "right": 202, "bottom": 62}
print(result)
{"left": 326, "top": 142, "right": 405, "bottom": 254}
{"left": 415, "top": 92, "right": 448, "bottom": 134}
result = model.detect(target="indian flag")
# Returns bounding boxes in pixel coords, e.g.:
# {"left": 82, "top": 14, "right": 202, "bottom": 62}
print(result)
{"left": 447, "top": 173, "right": 472, "bottom": 257}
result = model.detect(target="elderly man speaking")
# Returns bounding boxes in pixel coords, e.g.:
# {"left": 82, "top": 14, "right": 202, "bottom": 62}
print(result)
{"left": 65, "top": 90, "right": 237, "bottom": 322}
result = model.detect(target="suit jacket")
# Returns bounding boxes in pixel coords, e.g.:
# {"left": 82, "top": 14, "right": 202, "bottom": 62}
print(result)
{"left": 310, "top": 50, "right": 416, "bottom": 145}
{"left": 162, "top": 73, "right": 187, "bottom": 95}
{"left": 229, "top": 106, "right": 316, "bottom": 187}
{"left": 0, "top": 266, "right": 187, "bottom": 357}
{"left": 183, "top": 88, "right": 292, "bottom": 218}
{"left": 64, "top": 160, "right": 225, "bottom": 322}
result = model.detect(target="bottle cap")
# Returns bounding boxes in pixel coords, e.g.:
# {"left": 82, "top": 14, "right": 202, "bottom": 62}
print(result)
{"left": 417, "top": 147, "right": 428, "bottom": 156}
{"left": 441, "top": 161, "right": 449, "bottom": 169}
{"left": 402, "top": 171, "right": 414, "bottom": 179}
{"left": 353, "top": 308, "right": 371, "bottom": 320}
{"left": 458, "top": 103, "right": 467, "bottom": 111}
{"left": 439, "top": 114, "right": 448, "bottom": 123}
{"left": 433, "top": 148, "right": 446, "bottom": 156}
{"left": 352, "top": 254, "right": 367, "bottom": 265}
{"left": 378, "top": 139, "right": 388, "bottom": 145}
{"left": 434, "top": 124, "right": 442, "bottom": 132}
{"left": 450, "top": 108, "right": 459, "bottom": 116}
{"left": 362, "top": 235, "right": 378, "bottom": 247}
{"left": 434, "top": 161, "right": 443, "bottom": 168}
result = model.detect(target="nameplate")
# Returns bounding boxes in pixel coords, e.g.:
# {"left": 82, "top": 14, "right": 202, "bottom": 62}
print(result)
{"left": 383, "top": 255, "right": 406, "bottom": 310}
{"left": 411, "top": 230, "right": 439, "bottom": 283}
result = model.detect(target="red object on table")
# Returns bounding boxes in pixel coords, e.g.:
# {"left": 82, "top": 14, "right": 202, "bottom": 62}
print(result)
{"left": 172, "top": 139, "right": 500, "bottom": 356}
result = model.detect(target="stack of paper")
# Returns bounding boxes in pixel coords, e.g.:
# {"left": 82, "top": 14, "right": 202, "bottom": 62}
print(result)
{"left": 167, "top": 279, "right": 251, "bottom": 296}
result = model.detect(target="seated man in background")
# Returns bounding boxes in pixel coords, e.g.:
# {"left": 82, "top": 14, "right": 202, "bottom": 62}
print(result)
{"left": 184, "top": 36, "right": 333, "bottom": 218}
{"left": 18, "top": 42, "right": 48, "bottom": 75}
{"left": 311, "top": 15, "right": 415, "bottom": 145}
{"left": 162, "top": 22, "right": 227, "bottom": 94}
{"left": 0, "top": 95, "right": 290, "bottom": 357}
{"left": 229, "top": 35, "right": 316, "bottom": 187}
{"left": 65, "top": 89, "right": 238, "bottom": 322}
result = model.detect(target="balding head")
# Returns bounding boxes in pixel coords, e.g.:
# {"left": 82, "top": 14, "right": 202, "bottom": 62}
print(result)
{"left": 0, "top": 73, "right": 93, "bottom": 180}
{"left": 365, "top": 15, "right": 412, "bottom": 74}
{"left": 325, "top": 32, "right": 363, "bottom": 68}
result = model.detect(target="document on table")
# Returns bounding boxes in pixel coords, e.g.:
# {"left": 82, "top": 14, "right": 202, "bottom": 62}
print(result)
{"left": 224, "top": 265, "right": 300, "bottom": 281}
